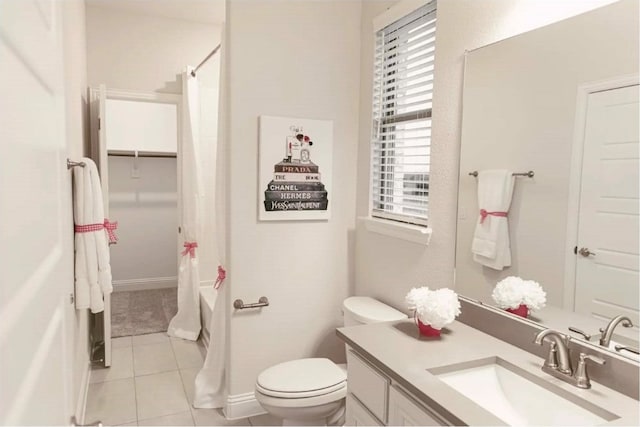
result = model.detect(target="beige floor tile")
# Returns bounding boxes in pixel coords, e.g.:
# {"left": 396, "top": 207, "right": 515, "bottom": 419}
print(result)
{"left": 132, "top": 332, "right": 170, "bottom": 346}
{"left": 248, "top": 414, "right": 281, "bottom": 426}
{"left": 135, "top": 371, "right": 190, "bottom": 421}
{"left": 112, "top": 336, "right": 133, "bottom": 348}
{"left": 191, "top": 408, "right": 250, "bottom": 426}
{"left": 90, "top": 346, "right": 134, "bottom": 383}
{"left": 179, "top": 368, "right": 199, "bottom": 404}
{"left": 117, "top": 422, "right": 138, "bottom": 426}
{"left": 138, "top": 411, "right": 194, "bottom": 426}
{"left": 133, "top": 342, "right": 177, "bottom": 376}
{"left": 171, "top": 339, "right": 205, "bottom": 369}
{"left": 85, "top": 378, "right": 137, "bottom": 426}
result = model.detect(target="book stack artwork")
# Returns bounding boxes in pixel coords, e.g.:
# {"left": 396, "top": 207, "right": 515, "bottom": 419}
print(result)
{"left": 259, "top": 116, "right": 333, "bottom": 221}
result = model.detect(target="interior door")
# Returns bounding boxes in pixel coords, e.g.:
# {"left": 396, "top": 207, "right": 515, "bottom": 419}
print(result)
{"left": 0, "top": 0, "right": 73, "bottom": 424}
{"left": 574, "top": 84, "right": 639, "bottom": 324}
{"left": 97, "top": 84, "right": 112, "bottom": 367}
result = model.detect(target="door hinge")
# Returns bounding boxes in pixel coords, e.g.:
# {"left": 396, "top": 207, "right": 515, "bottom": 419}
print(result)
{"left": 573, "top": 246, "right": 578, "bottom": 255}
{"left": 98, "top": 117, "right": 101, "bottom": 130}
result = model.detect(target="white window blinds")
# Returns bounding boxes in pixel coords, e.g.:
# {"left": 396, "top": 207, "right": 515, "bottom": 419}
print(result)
{"left": 371, "top": 1, "right": 436, "bottom": 226}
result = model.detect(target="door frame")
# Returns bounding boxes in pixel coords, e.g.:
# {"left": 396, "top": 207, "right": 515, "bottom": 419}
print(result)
{"left": 562, "top": 74, "right": 639, "bottom": 311}
{"left": 88, "top": 87, "right": 182, "bottom": 366}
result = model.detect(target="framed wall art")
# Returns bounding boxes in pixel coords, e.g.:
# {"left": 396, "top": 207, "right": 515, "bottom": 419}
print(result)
{"left": 258, "top": 115, "right": 333, "bottom": 221}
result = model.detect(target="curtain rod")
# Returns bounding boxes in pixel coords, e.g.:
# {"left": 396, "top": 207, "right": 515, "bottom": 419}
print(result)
{"left": 108, "top": 150, "right": 176, "bottom": 158}
{"left": 191, "top": 43, "right": 221, "bottom": 77}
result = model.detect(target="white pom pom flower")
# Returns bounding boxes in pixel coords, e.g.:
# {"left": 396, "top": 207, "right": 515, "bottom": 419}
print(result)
{"left": 491, "top": 276, "right": 546, "bottom": 311}
{"left": 405, "top": 287, "right": 431, "bottom": 311}
{"left": 407, "top": 288, "right": 461, "bottom": 330}
{"left": 522, "top": 280, "right": 546, "bottom": 311}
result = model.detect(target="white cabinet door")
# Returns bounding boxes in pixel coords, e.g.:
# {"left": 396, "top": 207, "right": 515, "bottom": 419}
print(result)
{"left": 574, "top": 84, "right": 639, "bottom": 323}
{"left": 388, "top": 385, "right": 448, "bottom": 426}
{"left": 0, "top": 0, "right": 73, "bottom": 424}
{"left": 346, "top": 393, "right": 383, "bottom": 426}
{"left": 347, "top": 350, "right": 389, "bottom": 423}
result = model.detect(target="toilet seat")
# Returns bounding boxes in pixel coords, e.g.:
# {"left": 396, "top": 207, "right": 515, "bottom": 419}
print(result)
{"left": 255, "top": 384, "right": 347, "bottom": 409}
{"left": 256, "top": 358, "right": 347, "bottom": 399}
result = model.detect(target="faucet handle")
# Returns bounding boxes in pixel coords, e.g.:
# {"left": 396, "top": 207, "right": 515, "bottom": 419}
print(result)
{"left": 574, "top": 353, "right": 606, "bottom": 389}
{"left": 582, "top": 353, "right": 606, "bottom": 365}
{"left": 568, "top": 326, "right": 593, "bottom": 341}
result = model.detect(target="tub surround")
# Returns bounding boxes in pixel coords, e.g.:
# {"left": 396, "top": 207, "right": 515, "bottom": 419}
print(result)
{"left": 337, "top": 319, "right": 639, "bottom": 426}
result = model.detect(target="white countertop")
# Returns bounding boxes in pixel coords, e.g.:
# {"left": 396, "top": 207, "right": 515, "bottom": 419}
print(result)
{"left": 337, "top": 319, "right": 639, "bottom": 426}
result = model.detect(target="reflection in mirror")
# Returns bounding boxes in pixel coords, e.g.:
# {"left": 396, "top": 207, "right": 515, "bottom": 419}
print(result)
{"left": 455, "top": 0, "right": 639, "bottom": 360}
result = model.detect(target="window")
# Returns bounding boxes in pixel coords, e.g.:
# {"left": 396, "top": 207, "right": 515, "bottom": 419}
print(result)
{"left": 371, "top": 1, "right": 436, "bottom": 227}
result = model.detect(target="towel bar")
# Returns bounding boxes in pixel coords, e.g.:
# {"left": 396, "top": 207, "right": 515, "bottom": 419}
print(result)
{"left": 67, "top": 158, "right": 86, "bottom": 169}
{"left": 469, "top": 170, "right": 534, "bottom": 178}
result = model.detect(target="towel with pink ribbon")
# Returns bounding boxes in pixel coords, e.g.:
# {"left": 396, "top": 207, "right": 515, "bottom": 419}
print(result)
{"left": 72, "top": 157, "right": 113, "bottom": 313}
{"left": 74, "top": 219, "right": 119, "bottom": 244}
{"left": 471, "top": 170, "right": 515, "bottom": 270}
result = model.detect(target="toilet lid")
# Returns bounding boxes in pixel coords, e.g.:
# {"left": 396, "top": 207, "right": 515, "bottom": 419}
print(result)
{"left": 256, "top": 358, "right": 347, "bottom": 398}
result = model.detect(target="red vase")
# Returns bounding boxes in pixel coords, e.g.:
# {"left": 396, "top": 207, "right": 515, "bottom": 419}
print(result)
{"left": 416, "top": 318, "right": 441, "bottom": 337}
{"left": 506, "top": 304, "right": 529, "bottom": 318}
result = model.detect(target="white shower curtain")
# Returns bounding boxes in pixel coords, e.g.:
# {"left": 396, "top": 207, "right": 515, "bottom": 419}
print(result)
{"left": 167, "top": 67, "right": 204, "bottom": 341}
{"left": 193, "top": 49, "right": 228, "bottom": 408}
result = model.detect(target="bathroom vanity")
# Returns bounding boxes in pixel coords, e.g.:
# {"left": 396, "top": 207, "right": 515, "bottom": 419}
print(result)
{"left": 337, "top": 319, "right": 639, "bottom": 426}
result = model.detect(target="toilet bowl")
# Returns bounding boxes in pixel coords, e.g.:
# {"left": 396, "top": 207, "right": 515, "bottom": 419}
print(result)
{"left": 254, "top": 297, "right": 406, "bottom": 426}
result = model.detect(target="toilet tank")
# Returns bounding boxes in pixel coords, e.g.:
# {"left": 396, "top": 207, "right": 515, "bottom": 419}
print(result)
{"left": 342, "top": 296, "right": 407, "bottom": 327}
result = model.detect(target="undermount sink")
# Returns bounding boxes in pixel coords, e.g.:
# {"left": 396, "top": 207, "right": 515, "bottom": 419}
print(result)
{"left": 429, "top": 357, "right": 618, "bottom": 426}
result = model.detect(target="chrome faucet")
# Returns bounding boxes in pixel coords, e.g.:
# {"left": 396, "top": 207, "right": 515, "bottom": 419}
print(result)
{"left": 599, "top": 315, "right": 634, "bottom": 347}
{"left": 534, "top": 328, "right": 606, "bottom": 389}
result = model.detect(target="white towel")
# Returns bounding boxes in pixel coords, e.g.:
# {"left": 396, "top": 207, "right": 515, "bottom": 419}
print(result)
{"left": 73, "top": 158, "right": 112, "bottom": 313}
{"left": 471, "top": 170, "right": 515, "bottom": 270}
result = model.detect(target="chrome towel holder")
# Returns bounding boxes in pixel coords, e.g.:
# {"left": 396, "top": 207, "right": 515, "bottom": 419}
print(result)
{"left": 67, "top": 158, "right": 86, "bottom": 169}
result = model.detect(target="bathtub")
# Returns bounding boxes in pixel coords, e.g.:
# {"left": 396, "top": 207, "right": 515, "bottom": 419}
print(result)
{"left": 199, "top": 286, "right": 215, "bottom": 345}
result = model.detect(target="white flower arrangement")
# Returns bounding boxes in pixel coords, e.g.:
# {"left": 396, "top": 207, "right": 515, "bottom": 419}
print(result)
{"left": 405, "top": 287, "right": 461, "bottom": 329}
{"left": 491, "top": 276, "right": 546, "bottom": 311}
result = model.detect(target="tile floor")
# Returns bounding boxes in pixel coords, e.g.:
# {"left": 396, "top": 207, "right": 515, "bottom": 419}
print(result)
{"left": 85, "top": 333, "right": 280, "bottom": 426}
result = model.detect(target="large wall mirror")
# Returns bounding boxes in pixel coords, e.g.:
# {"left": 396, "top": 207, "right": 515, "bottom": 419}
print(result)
{"left": 455, "top": 0, "right": 639, "bottom": 360}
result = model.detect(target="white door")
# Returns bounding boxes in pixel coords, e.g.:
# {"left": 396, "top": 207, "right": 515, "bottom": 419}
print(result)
{"left": 0, "top": 0, "right": 73, "bottom": 424}
{"left": 574, "top": 85, "right": 639, "bottom": 324}
{"left": 96, "top": 85, "right": 112, "bottom": 367}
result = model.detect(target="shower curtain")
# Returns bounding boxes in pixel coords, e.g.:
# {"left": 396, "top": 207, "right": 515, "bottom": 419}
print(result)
{"left": 193, "top": 53, "right": 227, "bottom": 408}
{"left": 167, "top": 67, "right": 204, "bottom": 341}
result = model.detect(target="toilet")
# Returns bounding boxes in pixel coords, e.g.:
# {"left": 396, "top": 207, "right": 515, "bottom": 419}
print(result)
{"left": 254, "top": 296, "right": 407, "bottom": 426}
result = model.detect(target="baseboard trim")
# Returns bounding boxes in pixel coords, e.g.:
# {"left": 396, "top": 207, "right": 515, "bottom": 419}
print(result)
{"left": 76, "top": 361, "right": 91, "bottom": 424}
{"left": 224, "top": 392, "right": 266, "bottom": 420}
{"left": 112, "top": 276, "right": 177, "bottom": 292}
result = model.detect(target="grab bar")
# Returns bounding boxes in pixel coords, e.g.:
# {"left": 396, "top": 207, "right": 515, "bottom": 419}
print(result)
{"left": 233, "top": 297, "right": 269, "bottom": 309}
{"left": 469, "top": 170, "right": 534, "bottom": 178}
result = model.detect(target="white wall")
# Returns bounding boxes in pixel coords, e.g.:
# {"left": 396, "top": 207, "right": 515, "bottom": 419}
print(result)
{"left": 455, "top": 0, "right": 639, "bottom": 306}
{"left": 86, "top": 5, "right": 222, "bottom": 93}
{"left": 225, "top": 0, "right": 361, "bottom": 401}
{"left": 61, "top": 0, "right": 91, "bottom": 419}
{"left": 85, "top": 5, "right": 222, "bottom": 287}
{"left": 354, "top": 0, "right": 621, "bottom": 312}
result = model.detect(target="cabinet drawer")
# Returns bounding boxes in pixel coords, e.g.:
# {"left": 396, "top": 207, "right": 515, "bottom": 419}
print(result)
{"left": 346, "top": 393, "right": 383, "bottom": 426}
{"left": 347, "top": 350, "right": 389, "bottom": 423}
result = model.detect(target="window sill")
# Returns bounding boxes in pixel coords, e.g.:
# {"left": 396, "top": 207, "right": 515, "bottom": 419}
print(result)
{"left": 360, "top": 217, "right": 432, "bottom": 245}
